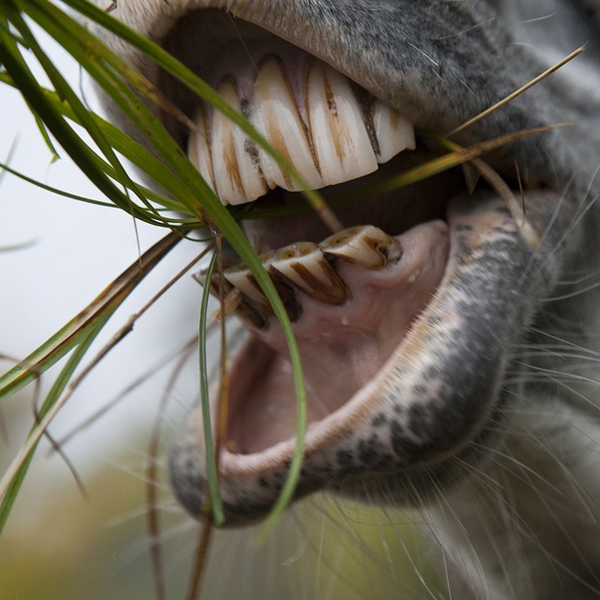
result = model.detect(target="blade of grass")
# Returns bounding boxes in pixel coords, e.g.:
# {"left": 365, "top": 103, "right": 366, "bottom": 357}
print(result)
{"left": 0, "top": 312, "right": 108, "bottom": 533}
{"left": 0, "top": 232, "right": 182, "bottom": 403}
{"left": 433, "top": 135, "right": 541, "bottom": 248}
{"left": 0, "top": 20, "right": 159, "bottom": 225}
{"left": 0, "top": 159, "right": 115, "bottom": 208}
{"left": 54, "top": 0, "right": 341, "bottom": 232}
{"left": 447, "top": 46, "right": 585, "bottom": 137}
{"left": 197, "top": 252, "right": 224, "bottom": 525}
{"left": 5, "top": 1, "right": 159, "bottom": 221}
{"left": 337, "top": 125, "right": 567, "bottom": 204}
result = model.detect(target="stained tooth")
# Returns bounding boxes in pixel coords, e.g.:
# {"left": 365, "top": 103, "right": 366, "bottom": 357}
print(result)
{"left": 268, "top": 269, "right": 303, "bottom": 322}
{"left": 307, "top": 61, "right": 379, "bottom": 187}
{"left": 211, "top": 80, "right": 267, "bottom": 205}
{"left": 252, "top": 57, "right": 323, "bottom": 191}
{"left": 372, "top": 99, "right": 416, "bottom": 164}
{"left": 320, "top": 225, "right": 402, "bottom": 268}
{"left": 191, "top": 52, "right": 417, "bottom": 207}
{"left": 269, "top": 242, "right": 349, "bottom": 305}
{"left": 236, "top": 295, "right": 272, "bottom": 329}
{"left": 224, "top": 262, "right": 270, "bottom": 306}
{"left": 188, "top": 108, "right": 216, "bottom": 193}
{"left": 223, "top": 255, "right": 303, "bottom": 323}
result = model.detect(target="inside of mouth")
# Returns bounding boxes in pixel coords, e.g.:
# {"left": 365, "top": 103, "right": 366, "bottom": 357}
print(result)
{"left": 225, "top": 219, "right": 451, "bottom": 454}
{"left": 160, "top": 9, "right": 473, "bottom": 455}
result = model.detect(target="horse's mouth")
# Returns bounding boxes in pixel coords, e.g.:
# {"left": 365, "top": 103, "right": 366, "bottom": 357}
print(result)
{"left": 164, "top": 10, "right": 562, "bottom": 524}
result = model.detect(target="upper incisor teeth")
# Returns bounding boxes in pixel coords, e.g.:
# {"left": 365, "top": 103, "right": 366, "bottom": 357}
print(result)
{"left": 252, "top": 57, "right": 323, "bottom": 191}
{"left": 188, "top": 107, "right": 216, "bottom": 193}
{"left": 372, "top": 99, "right": 416, "bottom": 163}
{"left": 211, "top": 80, "right": 267, "bottom": 205}
{"left": 306, "top": 61, "right": 378, "bottom": 186}
{"left": 188, "top": 56, "right": 415, "bottom": 206}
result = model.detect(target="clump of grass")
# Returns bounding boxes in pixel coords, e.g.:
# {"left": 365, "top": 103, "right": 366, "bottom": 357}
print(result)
{"left": 0, "top": 0, "right": 314, "bottom": 540}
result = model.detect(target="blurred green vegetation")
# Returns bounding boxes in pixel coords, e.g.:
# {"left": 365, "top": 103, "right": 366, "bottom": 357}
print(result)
{"left": 0, "top": 425, "right": 446, "bottom": 600}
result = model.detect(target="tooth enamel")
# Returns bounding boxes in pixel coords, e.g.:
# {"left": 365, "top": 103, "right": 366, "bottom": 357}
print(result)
{"left": 269, "top": 242, "right": 349, "bottom": 304}
{"left": 306, "top": 61, "right": 379, "bottom": 187}
{"left": 222, "top": 255, "right": 303, "bottom": 323}
{"left": 211, "top": 80, "right": 267, "bottom": 205}
{"left": 372, "top": 99, "right": 416, "bottom": 164}
{"left": 252, "top": 57, "right": 323, "bottom": 191}
{"left": 188, "top": 108, "right": 216, "bottom": 193}
{"left": 188, "top": 54, "right": 417, "bottom": 207}
{"left": 320, "top": 225, "right": 402, "bottom": 268}
{"left": 224, "top": 261, "right": 270, "bottom": 306}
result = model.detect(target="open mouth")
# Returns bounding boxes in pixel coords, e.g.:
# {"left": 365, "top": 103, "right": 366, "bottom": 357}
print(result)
{"left": 159, "top": 9, "right": 565, "bottom": 524}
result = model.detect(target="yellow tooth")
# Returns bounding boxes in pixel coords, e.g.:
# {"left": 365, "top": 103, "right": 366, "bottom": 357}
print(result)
{"left": 270, "top": 242, "right": 349, "bottom": 305}
{"left": 252, "top": 57, "right": 323, "bottom": 191}
{"left": 211, "top": 80, "right": 267, "bottom": 205}
{"left": 320, "top": 225, "right": 402, "bottom": 268}
{"left": 306, "top": 60, "right": 378, "bottom": 187}
{"left": 372, "top": 99, "right": 416, "bottom": 164}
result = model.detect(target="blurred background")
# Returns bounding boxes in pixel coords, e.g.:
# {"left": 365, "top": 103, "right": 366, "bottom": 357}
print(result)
{"left": 0, "top": 27, "right": 445, "bottom": 600}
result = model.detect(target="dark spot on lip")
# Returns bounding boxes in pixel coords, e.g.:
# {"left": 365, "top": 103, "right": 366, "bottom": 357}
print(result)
{"left": 411, "top": 383, "right": 429, "bottom": 396}
{"left": 454, "top": 224, "right": 473, "bottom": 232}
{"left": 390, "top": 420, "right": 420, "bottom": 462}
{"left": 358, "top": 434, "right": 381, "bottom": 465}
{"left": 337, "top": 449, "right": 354, "bottom": 466}
{"left": 372, "top": 413, "right": 387, "bottom": 426}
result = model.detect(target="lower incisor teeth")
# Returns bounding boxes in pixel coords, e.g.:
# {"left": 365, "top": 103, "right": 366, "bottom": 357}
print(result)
{"left": 219, "top": 226, "right": 402, "bottom": 321}
{"left": 270, "top": 242, "right": 349, "bottom": 305}
{"left": 320, "top": 225, "right": 402, "bottom": 268}
{"left": 224, "top": 259, "right": 271, "bottom": 306}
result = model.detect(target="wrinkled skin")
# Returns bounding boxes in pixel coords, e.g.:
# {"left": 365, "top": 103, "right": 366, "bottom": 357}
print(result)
{"left": 94, "top": 1, "right": 600, "bottom": 598}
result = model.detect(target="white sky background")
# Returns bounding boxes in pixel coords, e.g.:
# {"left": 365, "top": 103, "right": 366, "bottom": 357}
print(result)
{"left": 0, "top": 30, "right": 204, "bottom": 481}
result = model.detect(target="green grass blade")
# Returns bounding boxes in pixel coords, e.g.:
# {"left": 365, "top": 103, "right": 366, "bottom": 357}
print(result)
{"left": 0, "top": 159, "right": 115, "bottom": 207}
{"left": 0, "top": 232, "right": 182, "bottom": 403}
{"left": 0, "top": 314, "right": 108, "bottom": 534}
{"left": 0, "top": 13, "right": 156, "bottom": 224}
{"left": 1, "top": 0, "right": 309, "bottom": 529}
{"left": 6, "top": 1, "right": 156, "bottom": 219}
{"left": 197, "top": 252, "right": 224, "bottom": 525}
